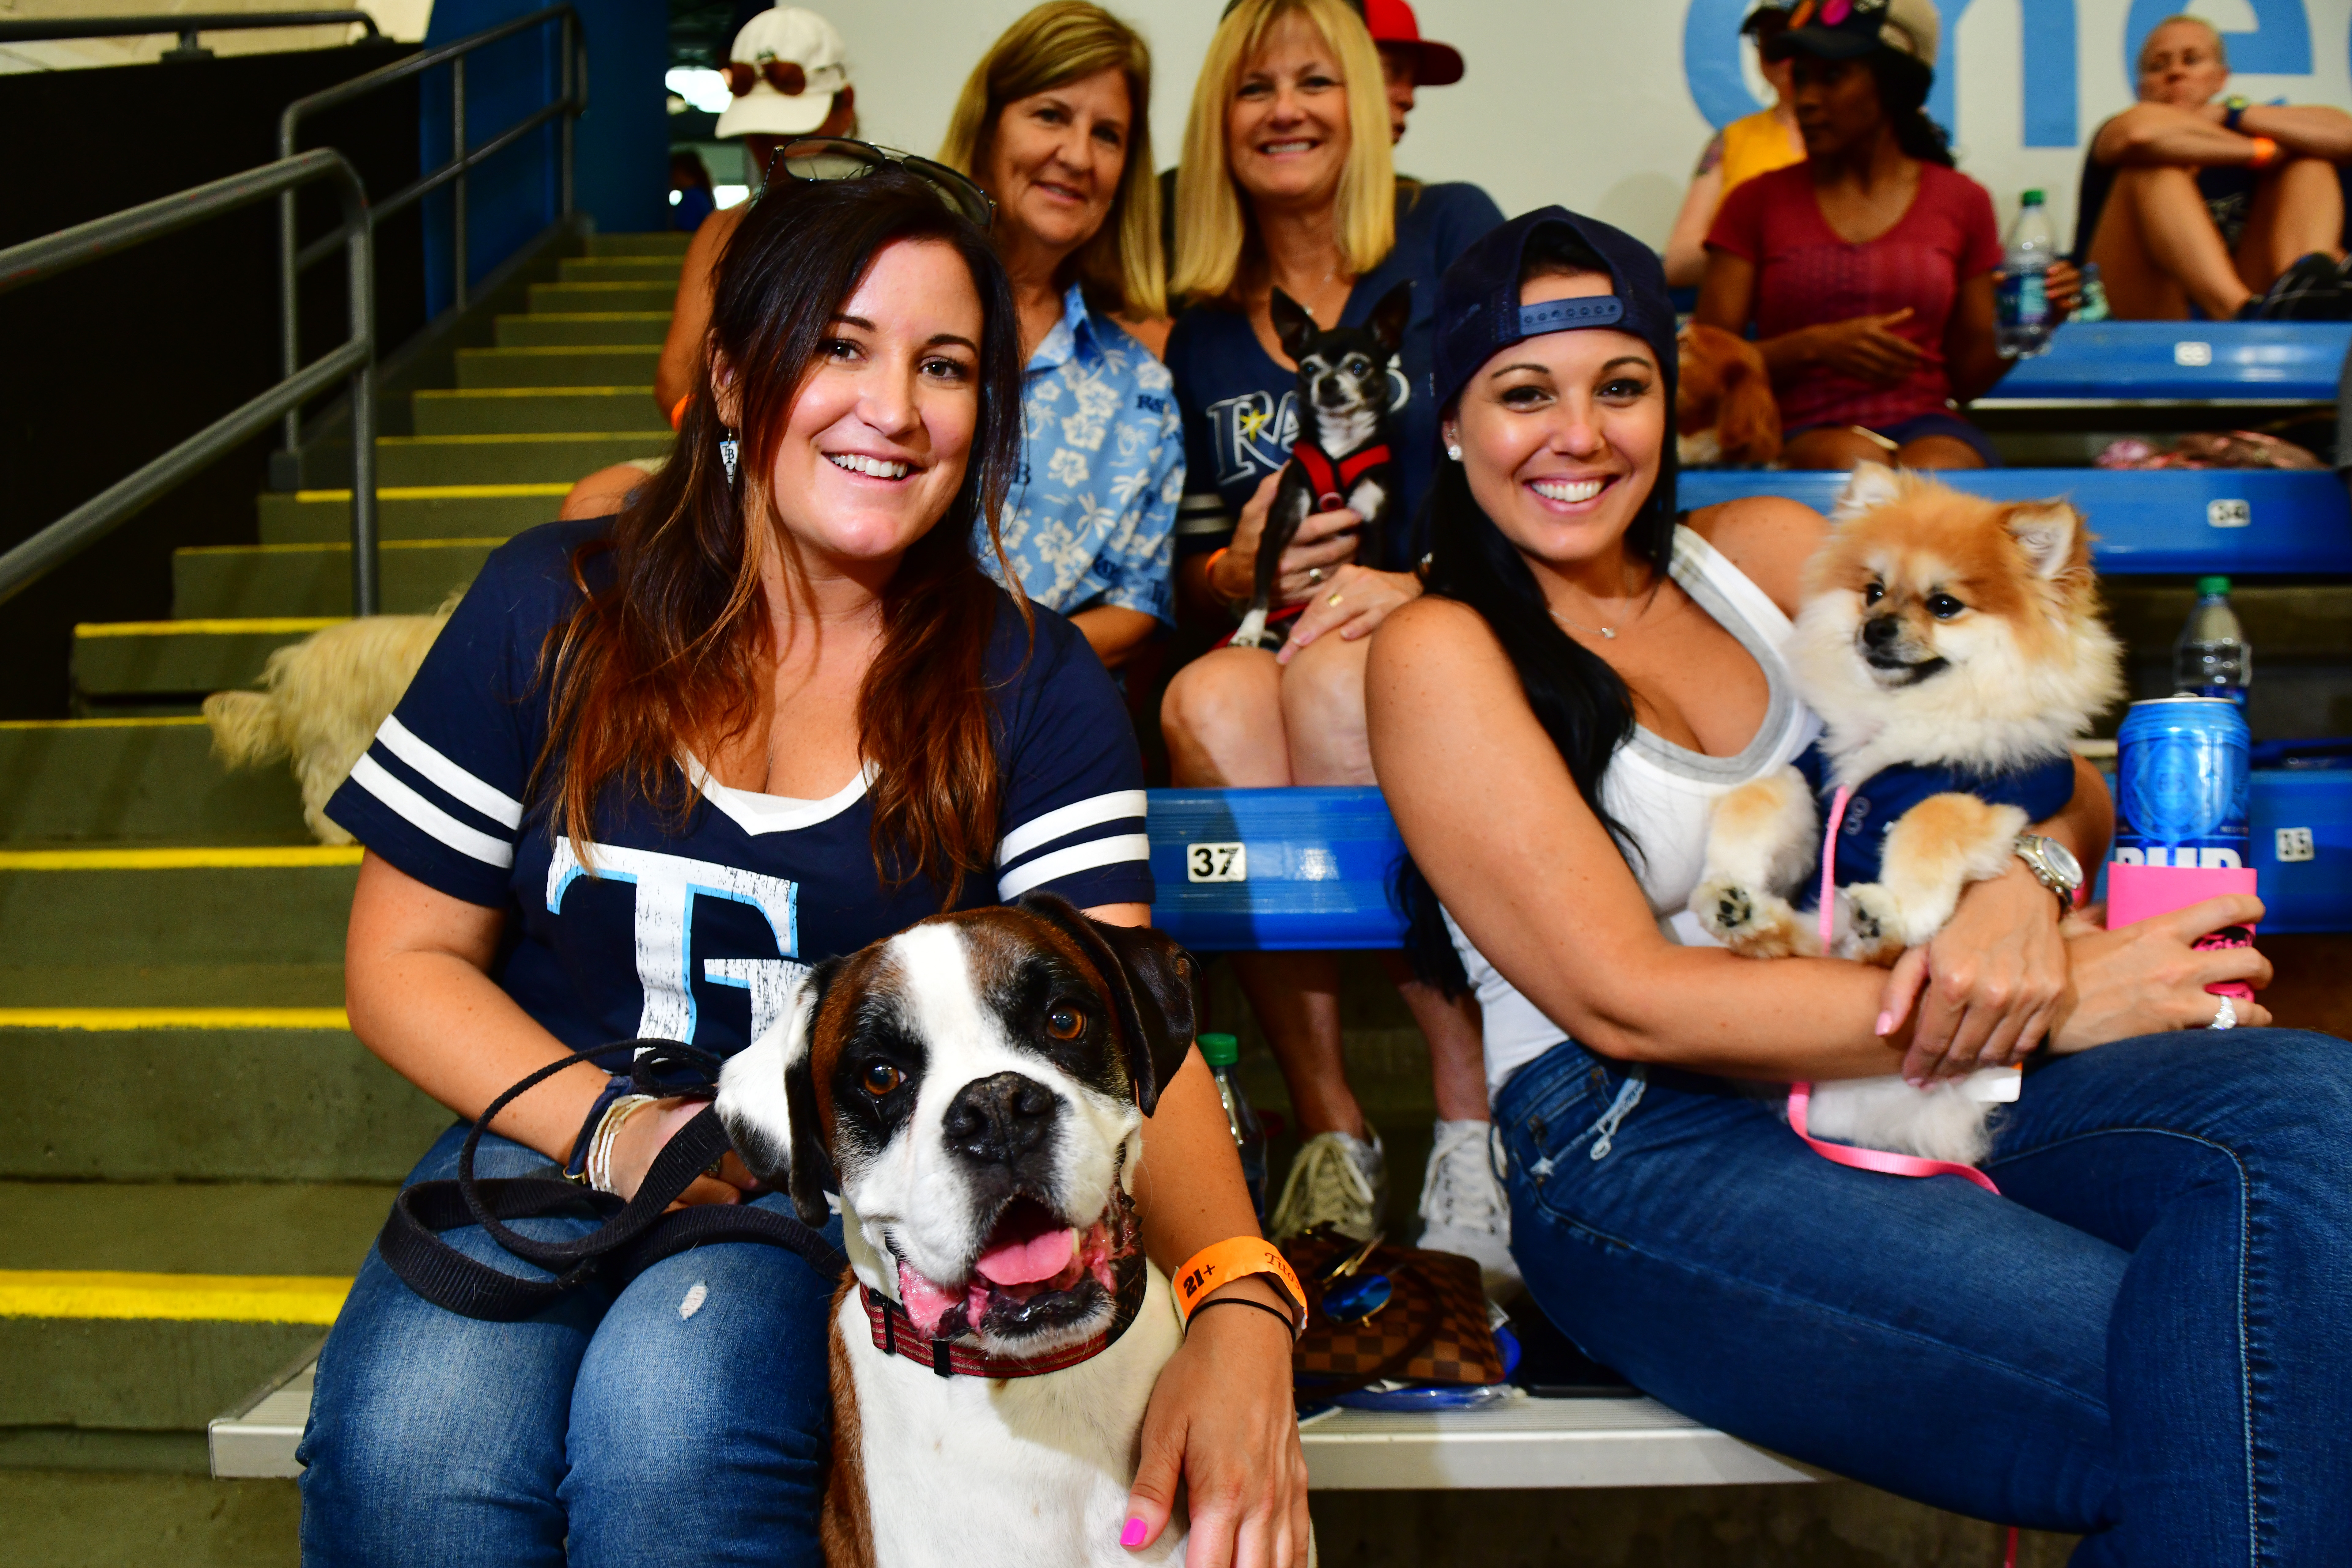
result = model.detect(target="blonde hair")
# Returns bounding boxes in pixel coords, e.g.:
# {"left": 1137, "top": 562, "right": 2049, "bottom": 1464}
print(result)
{"left": 2141, "top": 14, "right": 2227, "bottom": 72}
{"left": 1171, "top": 0, "right": 1395, "bottom": 305}
{"left": 938, "top": 1, "right": 1163, "bottom": 319}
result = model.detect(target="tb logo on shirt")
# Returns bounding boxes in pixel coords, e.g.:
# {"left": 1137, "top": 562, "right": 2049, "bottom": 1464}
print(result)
{"left": 547, "top": 840, "right": 807, "bottom": 1046}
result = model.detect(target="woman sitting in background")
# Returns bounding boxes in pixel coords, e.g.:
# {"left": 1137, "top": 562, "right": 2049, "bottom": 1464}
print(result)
{"left": 1662, "top": 0, "right": 1805, "bottom": 289}
{"left": 1696, "top": 0, "right": 2033, "bottom": 471}
{"left": 1157, "top": 0, "right": 1510, "bottom": 1280}
{"left": 936, "top": 0, "right": 1182, "bottom": 671}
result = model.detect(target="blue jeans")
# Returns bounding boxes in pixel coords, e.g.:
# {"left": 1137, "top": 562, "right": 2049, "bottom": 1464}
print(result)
{"left": 299, "top": 1124, "right": 840, "bottom": 1566}
{"left": 1495, "top": 1029, "right": 2352, "bottom": 1566}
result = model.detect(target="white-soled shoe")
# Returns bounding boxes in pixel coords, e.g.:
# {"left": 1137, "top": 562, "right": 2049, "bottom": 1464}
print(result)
{"left": 1415, "top": 1118, "right": 1521, "bottom": 1300}
{"left": 1268, "top": 1128, "right": 1386, "bottom": 1243}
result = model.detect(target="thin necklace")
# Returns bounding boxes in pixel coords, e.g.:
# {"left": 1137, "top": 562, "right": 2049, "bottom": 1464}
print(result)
{"left": 1547, "top": 578, "right": 1659, "bottom": 641}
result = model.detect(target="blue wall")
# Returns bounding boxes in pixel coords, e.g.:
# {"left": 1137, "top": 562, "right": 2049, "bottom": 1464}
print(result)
{"left": 419, "top": 0, "right": 667, "bottom": 314}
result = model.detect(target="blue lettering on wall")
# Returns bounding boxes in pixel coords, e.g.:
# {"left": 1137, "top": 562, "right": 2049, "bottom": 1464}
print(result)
{"left": 1683, "top": 0, "right": 1763, "bottom": 129}
{"left": 2021, "top": 0, "right": 2079, "bottom": 148}
{"left": 2125, "top": 0, "right": 2311, "bottom": 81}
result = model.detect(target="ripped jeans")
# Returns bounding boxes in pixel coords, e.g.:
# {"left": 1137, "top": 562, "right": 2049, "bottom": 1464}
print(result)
{"left": 298, "top": 1124, "right": 840, "bottom": 1568}
{"left": 1494, "top": 1030, "right": 2352, "bottom": 1566}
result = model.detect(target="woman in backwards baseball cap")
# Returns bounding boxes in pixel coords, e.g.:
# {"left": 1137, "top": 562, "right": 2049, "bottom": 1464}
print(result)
{"left": 1364, "top": 206, "right": 2350, "bottom": 1558}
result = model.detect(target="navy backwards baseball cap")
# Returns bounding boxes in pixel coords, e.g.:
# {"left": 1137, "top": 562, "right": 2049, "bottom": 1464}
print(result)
{"left": 1431, "top": 205, "right": 1678, "bottom": 419}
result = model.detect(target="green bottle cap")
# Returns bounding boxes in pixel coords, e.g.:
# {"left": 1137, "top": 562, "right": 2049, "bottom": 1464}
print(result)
{"left": 2196, "top": 575, "right": 2231, "bottom": 596}
{"left": 2022, "top": 188, "right": 2045, "bottom": 204}
{"left": 1197, "top": 1033, "right": 1240, "bottom": 1066}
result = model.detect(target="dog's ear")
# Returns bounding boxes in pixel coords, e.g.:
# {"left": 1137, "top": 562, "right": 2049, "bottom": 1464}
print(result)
{"left": 1830, "top": 461, "right": 1904, "bottom": 522}
{"left": 1366, "top": 280, "right": 1414, "bottom": 357}
{"left": 1269, "top": 288, "right": 1320, "bottom": 364}
{"left": 716, "top": 960, "right": 840, "bottom": 1226}
{"left": 1713, "top": 346, "right": 1781, "bottom": 466}
{"left": 1016, "top": 891, "right": 1198, "bottom": 1117}
{"left": 2005, "top": 501, "right": 2087, "bottom": 581}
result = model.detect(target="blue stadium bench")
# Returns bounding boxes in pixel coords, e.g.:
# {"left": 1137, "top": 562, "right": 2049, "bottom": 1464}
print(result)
{"left": 1977, "top": 321, "right": 2351, "bottom": 406}
{"left": 1680, "top": 469, "right": 2352, "bottom": 577}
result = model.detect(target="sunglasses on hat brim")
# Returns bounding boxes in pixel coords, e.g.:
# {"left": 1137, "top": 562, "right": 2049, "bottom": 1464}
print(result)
{"left": 759, "top": 137, "right": 996, "bottom": 231}
{"left": 723, "top": 59, "right": 812, "bottom": 98}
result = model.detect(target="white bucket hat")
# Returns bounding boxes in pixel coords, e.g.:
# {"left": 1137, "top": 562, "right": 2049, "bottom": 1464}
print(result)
{"left": 714, "top": 8, "right": 851, "bottom": 139}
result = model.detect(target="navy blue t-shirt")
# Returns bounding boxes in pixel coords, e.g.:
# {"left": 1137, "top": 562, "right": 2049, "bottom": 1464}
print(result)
{"left": 1165, "top": 181, "right": 1505, "bottom": 571}
{"left": 1795, "top": 744, "right": 2077, "bottom": 886}
{"left": 326, "top": 519, "right": 1153, "bottom": 1060}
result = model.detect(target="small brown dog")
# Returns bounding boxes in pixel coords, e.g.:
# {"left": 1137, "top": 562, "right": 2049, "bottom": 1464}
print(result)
{"left": 1676, "top": 322, "right": 1780, "bottom": 467}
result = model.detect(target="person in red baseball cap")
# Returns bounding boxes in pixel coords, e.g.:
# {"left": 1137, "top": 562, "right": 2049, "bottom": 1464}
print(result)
{"left": 1361, "top": 0, "right": 1461, "bottom": 145}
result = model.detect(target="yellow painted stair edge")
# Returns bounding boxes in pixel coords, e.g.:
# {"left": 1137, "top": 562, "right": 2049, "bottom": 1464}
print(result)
{"left": 0, "top": 1270, "right": 351, "bottom": 1324}
{"left": 0, "top": 1008, "right": 350, "bottom": 1030}
{"left": 0, "top": 846, "right": 362, "bottom": 870}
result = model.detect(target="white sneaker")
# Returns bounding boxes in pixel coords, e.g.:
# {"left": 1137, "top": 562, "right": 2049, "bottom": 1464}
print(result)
{"left": 1416, "top": 1119, "right": 1521, "bottom": 1300}
{"left": 1268, "top": 1128, "right": 1386, "bottom": 1242}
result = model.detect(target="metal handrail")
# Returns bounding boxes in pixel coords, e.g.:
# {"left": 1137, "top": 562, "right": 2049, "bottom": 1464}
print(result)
{"left": 276, "top": 4, "right": 584, "bottom": 454}
{"left": 0, "top": 12, "right": 381, "bottom": 58}
{"left": 0, "top": 151, "right": 377, "bottom": 613}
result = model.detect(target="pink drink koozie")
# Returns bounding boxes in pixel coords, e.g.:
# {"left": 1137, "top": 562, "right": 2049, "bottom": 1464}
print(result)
{"left": 2105, "top": 862, "right": 2258, "bottom": 1001}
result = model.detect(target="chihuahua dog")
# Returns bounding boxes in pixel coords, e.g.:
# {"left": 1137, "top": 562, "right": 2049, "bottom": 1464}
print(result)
{"left": 1675, "top": 322, "right": 1781, "bottom": 467}
{"left": 1691, "top": 465, "right": 2124, "bottom": 1163}
{"left": 1230, "top": 280, "right": 1414, "bottom": 650}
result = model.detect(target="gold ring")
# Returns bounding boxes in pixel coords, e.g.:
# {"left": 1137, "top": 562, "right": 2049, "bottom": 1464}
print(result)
{"left": 1328, "top": 592, "right": 1344, "bottom": 606}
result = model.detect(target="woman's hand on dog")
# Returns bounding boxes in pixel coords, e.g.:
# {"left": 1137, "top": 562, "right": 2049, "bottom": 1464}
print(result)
{"left": 1212, "top": 470, "right": 1362, "bottom": 609}
{"left": 1880, "top": 862, "right": 2072, "bottom": 1083}
{"left": 1123, "top": 1276, "right": 1311, "bottom": 1567}
{"left": 607, "top": 1097, "right": 760, "bottom": 1209}
{"left": 2046, "top": 894, "right": 2274, "bottom": 1051}
{"left": 1276, "top": 563, "right": 1421, "bottom": 665}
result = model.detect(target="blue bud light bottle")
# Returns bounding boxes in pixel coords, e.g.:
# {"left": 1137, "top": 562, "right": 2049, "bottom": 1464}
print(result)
{"left": 2174, "top": 576, "right": 2252, "bottom": 707}
{"left": 1198, "top": 1033, "right": 1267, "bottom": 1223}
{"left": 2114, "top": 697, "right": 2251, "bottom": 871}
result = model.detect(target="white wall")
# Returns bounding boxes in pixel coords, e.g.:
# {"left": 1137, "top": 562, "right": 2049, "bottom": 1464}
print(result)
{"left": 822, "top": 0, "right": 2352, "bottom": 253}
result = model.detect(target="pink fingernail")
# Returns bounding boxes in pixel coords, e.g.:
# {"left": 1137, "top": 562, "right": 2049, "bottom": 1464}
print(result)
{"left": 1121, "top": 1518, "right": 1149, "bottom": 1548}
{"left": 1874, "top": 1011, "right": 1895, "bottom": 1037}
{"left": 1905, "top": 1077, "right": 1926, "bottom": 1089}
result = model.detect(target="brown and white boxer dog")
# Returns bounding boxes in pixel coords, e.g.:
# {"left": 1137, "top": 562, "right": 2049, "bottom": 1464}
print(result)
{"left": 716, "top": 892, "right": 1200, "bottom": 1567}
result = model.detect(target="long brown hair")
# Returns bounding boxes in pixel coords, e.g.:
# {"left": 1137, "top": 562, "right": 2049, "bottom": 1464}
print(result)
{"left": 537, "top": 169, "right": 1027, "bottom": 905}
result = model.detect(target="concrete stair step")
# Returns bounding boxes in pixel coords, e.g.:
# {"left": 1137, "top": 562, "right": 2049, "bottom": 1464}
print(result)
{"left": 557, "top": 256, "right": 683, "bottom": 283}
{"left": 495, "top": 312, "right": 672, "bottom": 348}
{"left": 586, "top": 231, "right": 691, "bottom": 257}
{"left": 411, "top": 385, "right": 662, "bottom": 434}
{"left": 0, "top": 847, "right": 358, "bottom": 971}
{"left": 375, "top": 431, "right": 668, "bottom": 486}
{"left": 2, "top": 1471, "right": 299, "bottom": 1558}
{"left": 0, "top": 1011, "right": 443, "bottom": 1181}
{"left": 257, "top": 485, "right": 563, "bottom": 543}
{"left": 527, "top": 280, "right": 674, "bottom": 314}
{"left": 0, "top": 720, "right": 304, "bottom": 847}
{"left": 456, "top": 345, "right": 661, "bottom": 389}
{"left": 0, "top": 965, "right": 347, "bottom": 1008}
{"left": 174, "top": 540, "right": 494, "bottom": 618}
{"left": 0, "top": 1182, "right": 388, "bottom": 1432}
{"left": 74, "top": 619, "right": 340, "bottom": 700}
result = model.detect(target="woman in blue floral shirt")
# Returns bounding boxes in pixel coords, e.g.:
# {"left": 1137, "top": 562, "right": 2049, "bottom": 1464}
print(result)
{"left": 939, "top": 2, "right": 1181, "bottom": 671}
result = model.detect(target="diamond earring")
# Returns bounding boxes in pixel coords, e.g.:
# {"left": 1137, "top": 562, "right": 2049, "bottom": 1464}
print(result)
{"left": 1446, "top": 443, "right": 1463, "bottom": 462}
{"left": 719, "top": 431, "right": 739, "bottom": 485}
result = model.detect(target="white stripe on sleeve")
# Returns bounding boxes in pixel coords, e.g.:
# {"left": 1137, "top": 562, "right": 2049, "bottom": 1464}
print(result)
{"left": 996, "top": 833, "right": 1151, "bottom": 901}
{"left": 376, "top": 716, "right": 525, "bottom": 829}
{"left": 997, "top": 789, "right": 1147, "bottom": 867}
{"left": 348, "top": 753, "right": 516, "bottom": 869}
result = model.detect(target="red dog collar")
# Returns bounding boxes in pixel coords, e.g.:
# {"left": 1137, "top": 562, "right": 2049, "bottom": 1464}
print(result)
{"left": 1292, "top": 439, "right": 1392, "bottom": 513}
{"left": 859, "top": 1253, "right": 1151, "bottom": 1378}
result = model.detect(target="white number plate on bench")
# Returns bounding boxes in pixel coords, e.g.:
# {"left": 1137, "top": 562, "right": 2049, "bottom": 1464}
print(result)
{"left": 1187, "top": 842, "right": 1247, "bottom": 882}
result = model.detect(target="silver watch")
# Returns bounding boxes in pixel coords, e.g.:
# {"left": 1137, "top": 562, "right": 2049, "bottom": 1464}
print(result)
{"left": 2014, "top": 834, "right": 2083, "bottom": 912}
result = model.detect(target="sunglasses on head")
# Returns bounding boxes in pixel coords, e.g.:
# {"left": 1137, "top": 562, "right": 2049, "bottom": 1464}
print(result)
{"left": 760, "top": 137, "right": 996, "bottom": 230}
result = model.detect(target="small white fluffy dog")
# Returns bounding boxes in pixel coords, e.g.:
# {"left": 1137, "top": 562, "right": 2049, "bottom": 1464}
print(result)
{"left": 1692, "top": 464, "right": 2123, "bottom": 1163}
{"left": 202, "top": 605, "right": 452, "bottom": 844}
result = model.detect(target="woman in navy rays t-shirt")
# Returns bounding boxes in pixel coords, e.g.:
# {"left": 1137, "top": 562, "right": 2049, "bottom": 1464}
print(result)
{"left": 300, "top": 168, "right": 1305, "bottom": 1567}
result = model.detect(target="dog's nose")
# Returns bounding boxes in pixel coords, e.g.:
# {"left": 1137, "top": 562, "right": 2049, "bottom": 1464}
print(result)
{"left": 941, "top": 1072, "right": 1059, "bottom": 1164}
{"left": 1314, "top": 376, "right": 1348, "bottom": 407}
{"left": 1862, "top": 615, "right": 1902, "bottom": 648}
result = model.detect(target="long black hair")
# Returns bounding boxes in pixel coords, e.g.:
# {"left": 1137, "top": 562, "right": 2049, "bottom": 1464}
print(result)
{"left": 1394, "top": 228, "right": 1681, "bottom": 995}
{"left": 1871, "top": 51, "right": 1954, "bottom": 166}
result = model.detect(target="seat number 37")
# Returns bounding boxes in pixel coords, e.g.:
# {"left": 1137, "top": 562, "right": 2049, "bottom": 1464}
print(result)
{"left": 1185, "top": 842, "right": 1247, "bottom": 882}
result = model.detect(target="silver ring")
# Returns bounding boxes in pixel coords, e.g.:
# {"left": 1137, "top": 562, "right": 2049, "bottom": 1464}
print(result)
{"left": 1306, "top": 566, "right": 1324, "bottom": 585}
{"left": 2209, "top": 996, "right": 2239, "bottom": 1031}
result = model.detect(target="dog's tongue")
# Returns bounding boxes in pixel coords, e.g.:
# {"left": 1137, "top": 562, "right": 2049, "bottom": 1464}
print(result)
{"left": 974, "top": 1226, "right": 1079, "bottom": 1287}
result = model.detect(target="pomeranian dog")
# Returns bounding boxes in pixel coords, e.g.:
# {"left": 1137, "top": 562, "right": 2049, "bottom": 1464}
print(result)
{"left": 1691, "top": 464, "right": 2124, "bottom": 1163}
{"left": 1676, "top": 322, "right": 1780, "bottom": 468}
{"left": 203, "top": 604, "right": 454, "bottom": 844}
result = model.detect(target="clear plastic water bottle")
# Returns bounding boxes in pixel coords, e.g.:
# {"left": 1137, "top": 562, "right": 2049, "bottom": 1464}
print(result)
{"left": 2173, "top": 575, "right": 2252, "bottom": 707}
{"left": 1996, "top": 189, "right": 2059, "bottom": 357}
{"left": 1199, "top": 1033, "right": 1267, "bottom": 1221}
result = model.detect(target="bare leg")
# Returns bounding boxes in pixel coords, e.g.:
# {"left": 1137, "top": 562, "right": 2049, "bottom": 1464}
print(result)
{"left": 1380, "top": 954, "right": 1489, "bottom": 1120}
{"left": 2234, "top": 157, "right": 2347, "bottom": 291}
{"left": 1892, "top": 435, "right": 1986, "bottom": 470}
{"left": 561, "top": 462, "right": 653, "bottom": 521}
{"left": 2089, "top": 164, "right": 2250, "bottom": 320}
{"left": 1782, "top": 426, "right": 1898, "bottom": 470}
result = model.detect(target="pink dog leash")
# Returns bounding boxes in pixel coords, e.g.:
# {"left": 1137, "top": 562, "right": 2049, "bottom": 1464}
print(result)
{"left": 1785, "top": 785, "right": 2002, "bottom": 1195}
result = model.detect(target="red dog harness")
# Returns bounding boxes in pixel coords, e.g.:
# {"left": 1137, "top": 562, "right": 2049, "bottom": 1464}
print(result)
{"left": 1291, "top": 439, "right": 1391, "bottom": 513}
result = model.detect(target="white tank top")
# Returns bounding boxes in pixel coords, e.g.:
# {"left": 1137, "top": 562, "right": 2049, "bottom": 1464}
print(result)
{"left": 1445, "top": 525, "right": 1822, "bottom": 1105}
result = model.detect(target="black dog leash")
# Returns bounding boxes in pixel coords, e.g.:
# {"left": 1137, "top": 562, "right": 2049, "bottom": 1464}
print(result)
{"left": 377, "top": 1040, "right": 849, "bottom": 1322}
